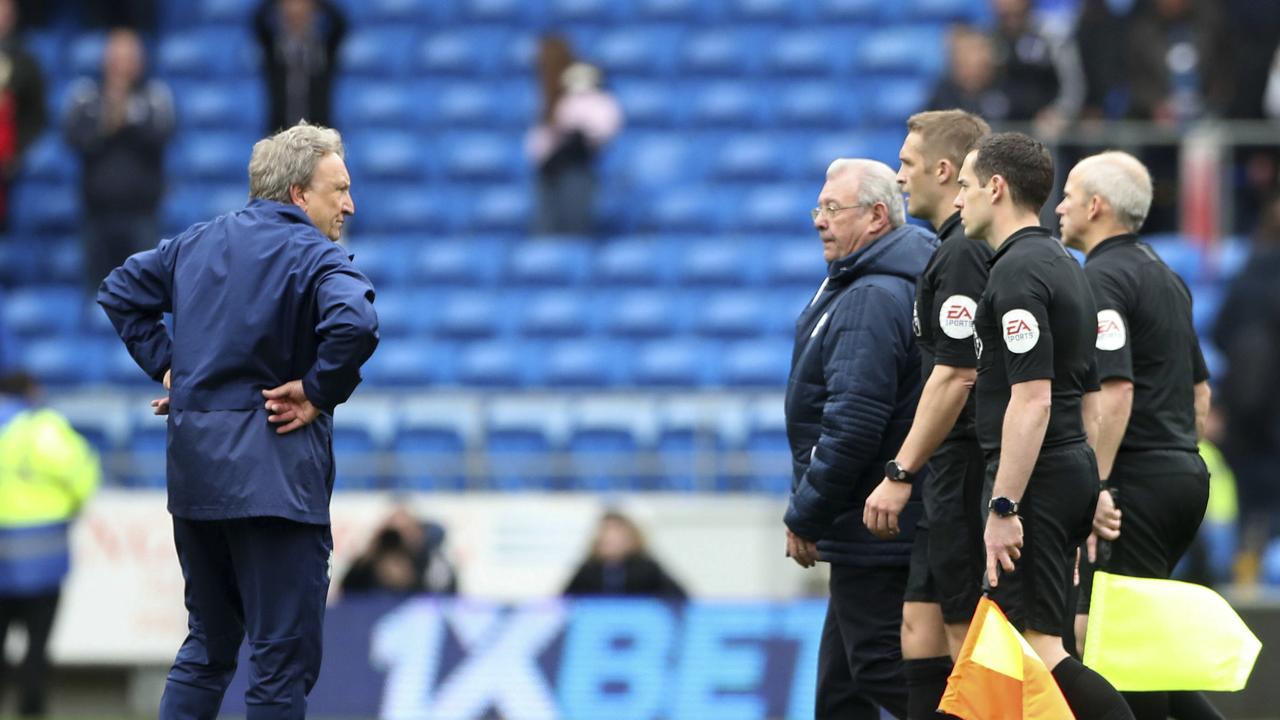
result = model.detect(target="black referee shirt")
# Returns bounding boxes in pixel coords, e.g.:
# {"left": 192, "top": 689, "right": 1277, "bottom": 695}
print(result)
{"left": 1084, "top": 234, "right": 1209, "bottom": 453}
{"left": 974, "top": 226, "right": 1099, "bottom": 452}
{"left": 913, "top": 211, "right": 993, "bottom": 441}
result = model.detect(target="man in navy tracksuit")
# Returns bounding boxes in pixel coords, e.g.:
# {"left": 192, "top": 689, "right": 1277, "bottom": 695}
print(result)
{"left": 783, "top": 158, "right": 936, "bottom": 719}
{"left": 98, "top": 123, "right": 378, "bottom": 719}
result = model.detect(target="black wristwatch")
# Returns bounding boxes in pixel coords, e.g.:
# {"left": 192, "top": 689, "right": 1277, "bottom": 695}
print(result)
{"left": 988, "top": 496, "right": 1020, "bottom": 517}
{"left": 884, "top": 460, "right": 914, "bottom": 484}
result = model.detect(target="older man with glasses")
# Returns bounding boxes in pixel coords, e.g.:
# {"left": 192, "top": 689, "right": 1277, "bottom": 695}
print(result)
{"left": 783, "top": 158, "right": 937, "bottom": 719}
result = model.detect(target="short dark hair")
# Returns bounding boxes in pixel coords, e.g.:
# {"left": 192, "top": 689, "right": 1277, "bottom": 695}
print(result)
{"left": 0, "top": 371, "right": 37, "bottom": 398}
{"left": 972, "top": 132, "right": 1054, "bottom": 214}
{"left": 906, "top": 110, "right": 991, "bottom": 169}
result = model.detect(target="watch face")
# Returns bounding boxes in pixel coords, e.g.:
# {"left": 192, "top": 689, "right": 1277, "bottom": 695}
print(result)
{"left": 991, "top": 497, "right": 1016, "bottom": 516}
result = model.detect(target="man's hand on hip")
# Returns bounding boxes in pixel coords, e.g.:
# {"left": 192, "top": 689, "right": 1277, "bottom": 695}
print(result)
{"left": 263, "top": 380, "right": 319, "bottom": 435}
{"left": 863, "top": 477, "right": 912, "bottom": 539}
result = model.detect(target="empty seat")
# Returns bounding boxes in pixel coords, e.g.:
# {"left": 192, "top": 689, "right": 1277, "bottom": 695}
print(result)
{"left": 162, "top": 185, "right": 246, "bottom": 235}
{"left": 430, "top": 292, "right": 505, "bottom": 339}
{"left": 865, "top": 77, "right": 930, "bottom": 127}
{"left": 468, "top": 184, "right": 532, "bottom": 233}
{"left": 67, "top": 33, "right": 107, "bottom": 78}
{"left": 594, "top": 237, "right": 668, "bottom": 286}
{"left": 543, "top": 340, "right": 623, "bottom": 387}
{"left": 106, "top": 342, "right": 158, "bottom": 386}
{"left": 349, "top": 238, "right": 412, "bottom": 288}
{"left": 338, "top": 0, "right": 440, "bottom": 24}
{"left": 178, "top": 81, "right": 263, "bottom": 131}
{"left": 816, "top": 0, "right": 885, "bottom": 21}
{"left": 681, "top": 29, "right": 765, "bottom": 76}
{"left": 776, "top": 83, "right": 862, "bottom": 129}
{"left": 767, "top": 238, "right": 825, "bottom": 285}
{"left": 722, "top": 339, "right": 791, "bottom": 387}
{"left": 21, "top": 136, "right": 76, "bottom": 183}
{"left": 613, "top": 80, "right": 682, "bottom": 128}
{"left": 604, "top": 290, "right": 681, "bottom": 338}
{"left": 1191, "top": 284, "right": 1223, "bottom": 336}
{"left": 39, "top": 239, "right": 84, "bottom": 287}
{"left": 693, "top": 292, "right": 769, "bottom": 337}
{"left": 170, "top": 133, "right": 253, "bottom": 182}
{"left": 22, "top": 338, "right": 103, "bottom": 386}
{"left": 158, "top": 29, "right": 255, "bottom": 77}
{"left": 767, "top": 30, "right": 857, "bottom": 76}
{"left": 548, "top": 0, "right": 626, "bottom": 23}
{"left": 567, "top": 428, "right": 639, "bottom": 491}
{"left": 633, "top": 0, "right": 705, "bottom": 22}
{"left": 333, "top": 423, "right": 381, "bottom": 490}
{"left": 360, "top": 337, "right": 438, "bottom": 385}
{"left": 689, "top": 83, "right": 768, "bottom": 127}
{"left": 391, "top": 424, "right": 467, "bottom": 491}
{"left": 904, "top": 0, "right": 988, "bottom": 23}
{"left": 345, "top": 132, "right": 429, "bottom": 182}
{"left": 676, "top": 241, "right": 759, "bottom": 286}
{"left": 738, "top": 425, "right": 792, "bottom": 493}
{"left": 341, "top": 27, "right": 417, "bottom": 77}
{"left": 456, "top": 0, "right": 541, "bottom": 23}
{"left": 633, "top": 339, "right": 715, "bottom": 386}
{"left": 417, "top": 29, "right": 510, "bottom": 76}
{"left": 9, "top": 184, "right": 79, "bottom": 235}
{"left": 415, "top": 238, "right": 503, "bottom": 286}
{"left": 352, "top": 187, "right": 454, "bottom": 234}
{"left": 607, "top": 134, "right": 704, "bottom": 189}
{"left": 733, "top": 184, "right": 814, "bottom": 233}
{"left": 2, "top": 286, "right": 85, "bottom": 338}
{"left": 125, "top": 421, "right": 168, "bottom": 488}
{"left": 1147, "top": 236, "right": 1204, "bottom": 283}
{"left": 727, "top": 0, "right": 810, "bottom": 22}
{"left": 200, "top": 0, "right": 257, "bottom": 23}
{"left": 589, "top": 28, "right": 684, "bottom": 77}
{"left": 508, "top": 241, "right": 592, "bottom": 286}
{"left": 335, "top": 80, "right": 420, "bottom": 129}
{"left": 439, "top": 133, "right": 520, "bottom": 181}
{"left": 640, "top": 186, "right": 725, "bottom": 233}
{"left": 433, "top": 81, "right": 533, "bottom": 128}
{"left": 486, "top": 427, "right": 557, "bottom": 490}
{"left": 369, "top": 289, "right": 426, "bottom": 338}
{"left": 519, "top": 290, "right": 592, "bottom": 337}
{"left": 855, "top": 26, "right": 946, "bottom": 75}
{"left": 711, "top": 134, "right": 789, "bottom": 181}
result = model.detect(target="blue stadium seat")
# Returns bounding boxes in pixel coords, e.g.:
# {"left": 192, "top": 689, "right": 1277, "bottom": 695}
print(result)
{"left": 603, "top": 290, "right": 681, "bottom": 338}
{"left": 169, "top": 133, "right": 252, "bottom": 182}
{"left": 391, "top": 423, "right": 467, "bottom": 492}
{"left": 341, "top": 27, "right": 417, "bottom": 77}
{"left": 727, "top": 0, "right": 811, "bottom": 23}
{"left": 802, "top": 130, "right": 902, "bottom": 178}
{"left": 693, "top": 291, "right": 769, "bottom": 337}
{"left": 688, "top": 82, "right": 769, "bottom": 127}
{"left": 2, "top": 286, "right": 85, "bottom": 338}
{"left": 431, "top": 292, "right": 505, "bottom": 339}
{"left": 199, "top": 0, "right": 257, "bottom": 23}
{"left": 468, "top": 185, "right": 532, "bottom": 233}
{"left": 722, "top": 339, "right": 791, "bottom": 387}
{"left": 21, "top": 136, "right": 76, "bottom": 183}
{"left": 9, "top": 184, "right": 79, "bottom": 235}
{"left": 457, "top": 0, "right": 543, "bottom": 23}
{"left": 815, "top": 0, "right": 883, "bottom": 21}
{"left": 458, "top": 341, "right": 533, "bottom": 387}
{"left": 606, "top": 134, "right": 703, "bottom": 189}
{"left": 349, "top": 237, "right": 413, "bottom": 288}
{"left": 519, "top": 290, "right": 592, "bottom": 337}
{"left": 370, "top": 289, "right": 426, "bottom": 338}
{"left": 680, "top": 29, "right": 765, "bottom": 76}
{"left": 333, "top": 422, "right": 380, "bottom": 490}
{"left": 711, "top": 134, "right": 790, "bottom": 181}
{"left": 775, "top": 83, "right": 862, "bottom": 129}
{"left": 1146, "top": 236, "right": 1204, "bottom": 283}
{"left": 767, "top": 30, "right": 857, "bottom": 76}
{"left": 67, "top": 33, "right": 107, "bottom": 78}
{"left": 738, "top": 424, "right": 792, "bottom": 493}
{"left": 125, "top": 420, "right": 168, "bottom": 488}
{"left": 568, "top": 427, "right": 640, "bottom": 491}
{"left": 676, "top": 240, "right": 760, "bottom": 287}
{"left": 178, "top": 81, "right": 263, "bottom": 131}
{"left": 548, "top": 0, "right": 628, "bottom": 23}
{"left": 438, "top": 133, "right": 520, "bottom": 181}
{"left": 866, "top": 77, "right": 930, "bottom": 127}
{"left": 415, "top": 238, "right": 504, "bottom": 286}
{"left": 162, "top": 185, "right": 246, "bottom": 236}
{"left": 22, "top": 338, "right": 103, "bottom": 386}
{"left": 641, "top": 186, "right": 725, "bottom": 233}
{"left": 106, "top": 343, "right": 158, "bottom": 386}
{"left": 24, "top": 32, "right": 59, "bottom": 78}
{"left": 1262, "top": 538, "right": 1280, "bottom": 586}
{"left": 767, "top": 238, "right": 825, "bottom": 285}
{"left": 41, "top": 239, "right": 84, "bottom": 286}
{"left": 0, "top": 244, "right": 38, "bottom": 286}
{"left": 417, "top": 30, "right": 509, "bottom": 76}
{"left": 508, "top": 241, "right": 592, "bottom": 286}
{"left": 351, "top": 187, "right": 454, "bottom": 234}
{"left": 334, "top": 80, "right": 420, "bottom": 129}
{"left": 337, "top": 0, "right": 442, "bottom": 24}
{"left": 733, "top": 184, "right": 814, "bottom": 233}
{"left": 1191, "top": 284, "right": 1223, "bottom": 336}
{"left": 345, "top": 132, "right": 429, "bottom": 182}
{"left": 1212, "top": 239, "right": 1248, "bottom": 281}
{"left": 904, "top": 0, "right": 988, "bottom": 23}
{"left": 543, "top": 340, "right": 623, "bottom": 387}
{"left": 655, "top": 427, "right": 716, "bottom": 491}
{"left": 855, "top": 26, "right": 947, "bottom": 75}
{"left": 360, "top": 337, "right": 437, "bottom": 385}
{"left": 158, "top": 29, "right": 256, "bottom": 77}
{"left": 613, "top": 80, "right": 682, "bottom": 127}
{"left": 633, "top": 0, "right": 706, "bottom": 22}
{"left": 589, "top": 28, "right": 684, "bottom": 77}
{"left": 594, "top": 237, "right": 668, "bottom": 286}
{"left": 433, "top": 81, "right": 533, "bottom": 128}
{"left": 486, "top": 427, "right": 557, "bottom": 490}
{"left": 633, "top": 339, "right": 715, "bottom": 386}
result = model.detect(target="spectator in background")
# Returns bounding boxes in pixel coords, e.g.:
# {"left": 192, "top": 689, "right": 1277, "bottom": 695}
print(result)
{"left": 1127, "top": 0, "right": 1231, "bottom": 126}
{"left": 1211, "top": 193, "right": 1280, "bottom": 584}
{"left": 341, "top": 505, "right": 458, "bottom": 596}
{"left": 564, "top": 511, "right": 686, "bottom": 598}
{"left": 926, "top": 27, "right": 1011, "bottom": 122}
{"left": 0, "top": 371, "right": 101, "bottom": 717}
{"left": 254, "top": 0, "right": 347, "bottom": 133}
{"left": 527, "top": 36, "right": 623, "bottom": 236}
{"left": 0, "top": 0, "right": 46, "bottom": 231}
{"left": 988, "top": 0, "right": 1084, "bottom": 130}
{"left": 1074, "top": 0, "right": 1136, "bottom": 120}
{"left": 63, "top": 28, "right": 173, "bottom": 292}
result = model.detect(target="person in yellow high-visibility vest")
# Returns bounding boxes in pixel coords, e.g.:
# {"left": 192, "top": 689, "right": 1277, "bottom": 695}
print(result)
{"left": 0, "top": 371, "right": 100, "bottom": 717}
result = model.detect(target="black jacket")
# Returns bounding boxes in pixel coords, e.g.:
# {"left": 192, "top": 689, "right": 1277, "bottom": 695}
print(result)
{"left": 783, "top": 224, "right": 936, "bottom": 566}
{"left": 254, "top": 0, "right": 346, "bottom": 132}
{"left": 563, "top": 555, "right": 687, "bottom": 599}
{"left": 63, "top": 78, "right": 174, "bottom": 214}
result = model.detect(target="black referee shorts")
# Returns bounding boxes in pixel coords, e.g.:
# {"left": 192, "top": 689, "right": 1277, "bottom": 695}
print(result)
{"left": 983, "top": 442, "right": 1099, "bottom": 635}
{"left": 1077, "top": 449, "right": 1210, "bottom": 614}
{"left": 904, "top": 437, "right": 985, "bottom": 623}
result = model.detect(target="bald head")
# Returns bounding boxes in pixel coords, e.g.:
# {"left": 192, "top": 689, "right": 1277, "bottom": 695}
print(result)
{"left": 826, "top": 158, "right": 906, "bottom": 228}
{"left": 1072, "top": 151, "right": 1153, "bottom": 232}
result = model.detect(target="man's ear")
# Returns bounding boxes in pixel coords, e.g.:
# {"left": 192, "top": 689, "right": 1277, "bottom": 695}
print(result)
{"left": 935, "top": 158, "right": 954, "bottom": 186}
{"left": 988, "top": 174, "right": 1006, "bottom": 205}
{"left": 1087, "top": 195, "right": 1103, "bottom": 222}
{"left": 289, "top": 184, "right": 307, "bottom": 207}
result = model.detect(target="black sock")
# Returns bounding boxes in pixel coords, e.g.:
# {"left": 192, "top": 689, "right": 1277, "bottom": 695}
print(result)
{"left": 1051, "top": 656, "right": 1136, "bottom": 720}
{"left": 904, "top": 656, "right": 958, "bottom": 720}
{"left": 1120, "top": 690, "right": 1169, "bottom": 720}
{"left": 1169, "top": 691, "right": 1226, "bottom": 720}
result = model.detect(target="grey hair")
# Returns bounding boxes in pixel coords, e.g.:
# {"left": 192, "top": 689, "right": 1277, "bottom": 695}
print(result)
{"left": 1073, "top": 151, "right": 1153, "bottom": 232}
{"left": 248, "top": 122, "right": 345, "bottom": 203}
{"left": 826, "top": 158, "right": 907, "bottom": 228}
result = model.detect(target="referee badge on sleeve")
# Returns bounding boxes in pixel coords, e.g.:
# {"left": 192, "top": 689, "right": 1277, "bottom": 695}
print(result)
{"left": 1096, "top": 309, "right": 1126, "bottom": 351}
{"left": 1001, "top": 309, "right": 1040, "bottom": 354}
{"left": 939, "top": 295, "right": 977, "bottom": 340}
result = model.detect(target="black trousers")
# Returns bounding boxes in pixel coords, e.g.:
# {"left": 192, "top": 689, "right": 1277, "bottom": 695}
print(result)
{"left": 816, "top": 563, "right": 910, "bottom": 720}
{"left": 0, "top": 589, "right": 61, "bottom": 717}
{"left": 159, "top": 516, "right": 332, "bottom": 720}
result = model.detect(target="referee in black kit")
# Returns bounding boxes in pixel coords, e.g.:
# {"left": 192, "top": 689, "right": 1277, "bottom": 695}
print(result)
{"left": 863, "top": 109, "right": 990, "bottom": 720}
{"left": 1057, "top": 151, "right": 1222, "bottom": 720}
{"left": 955, "top": 133, "right": 1134, "bottom": 719}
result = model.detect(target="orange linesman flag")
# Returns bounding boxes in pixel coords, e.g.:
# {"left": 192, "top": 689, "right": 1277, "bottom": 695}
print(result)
{"left": 939, "top": 597, "right": 1075, "bottom": 719}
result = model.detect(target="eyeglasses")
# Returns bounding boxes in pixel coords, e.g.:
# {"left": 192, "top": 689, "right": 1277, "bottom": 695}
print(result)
{"left": 810, "top": 203, "right": 867, "bottom": 220}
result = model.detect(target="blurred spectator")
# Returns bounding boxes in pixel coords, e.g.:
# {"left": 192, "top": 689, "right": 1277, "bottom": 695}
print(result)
{"left": 1126, "top": 0, "right": 1231, "bottom": 125}
{"left": 563, "top": 511, "right": 686, "bottom": 598}
{"left": 1178, "top": 407, "right": 1240, "bottom": 587}
{"left": 526, "top": 36, "right": 623, "bottom": 236}
{"left": 988, "top": 0, "right": 1084, "bottom": 128}
{"left": 1211, "top": 193, "right": 1280, "bottom": 581}
{"left": 0, "top": 0, "right": 46, "bottom": 231}
{"left": 1074, "top": 0, "right": 1136, "bottom": 120}
{"left": 0, "top": 371, "right": 101, "bottom": 717}
{"left": 341, "top": 506, "right": 457, "bottom": 596}
{"left": 926, "top": 27, "right": 1011, "bottom": 122}
{"left": 63, "top": 28, "right": 174, "bottom": 292}
{"left": 254, "top": 0, "right": 347, "bottom": 133}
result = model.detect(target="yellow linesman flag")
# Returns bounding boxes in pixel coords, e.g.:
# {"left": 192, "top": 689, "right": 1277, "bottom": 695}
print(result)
{"left": 940, "top": 596, "right": 1075, "bottom": 719}
{"left": 1084, "top": 571, "right": 1262, "bottom": 692}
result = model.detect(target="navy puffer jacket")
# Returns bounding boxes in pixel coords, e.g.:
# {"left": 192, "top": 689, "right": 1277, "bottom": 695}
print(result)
{"left": 783, "top": 223, "right": 936, "bottom": 566}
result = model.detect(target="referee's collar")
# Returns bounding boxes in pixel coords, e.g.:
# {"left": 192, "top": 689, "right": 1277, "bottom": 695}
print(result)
{"left": 989, "top": 225, "right": 1052, "bottom": 266}
{"left": 936, "top": 211, "right": 963, "bottom": 242}
{"left": 1087, "top": 233, "right": 1140, "bottom": 262}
